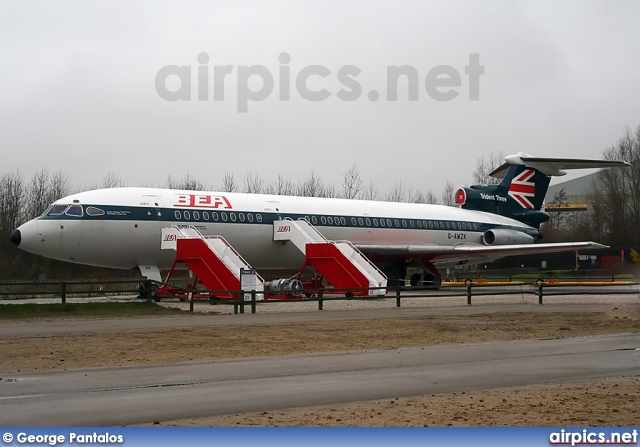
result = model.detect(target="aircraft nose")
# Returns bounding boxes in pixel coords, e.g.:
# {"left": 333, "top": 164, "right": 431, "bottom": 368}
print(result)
{"left": 9, "top": 229, "right": 21, "bottom": 246}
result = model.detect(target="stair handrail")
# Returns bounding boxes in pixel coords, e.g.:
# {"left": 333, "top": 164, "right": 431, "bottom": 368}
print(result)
{"left": 333, "top": 239, "right": 387, "bottom": 282}
{"left": 293, "top": 217, "right": 329, "bottom": 242}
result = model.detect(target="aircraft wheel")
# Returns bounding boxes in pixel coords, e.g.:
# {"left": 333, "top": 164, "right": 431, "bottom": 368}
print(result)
{"left": 345, "top": 292, "right": 354, "bottom": 298}
{"left": 409, "top": 273, "right": 422, "bottom": 287}
{"left": 431, "top": 276, "right": 442, "bottom": 290}
{"left": 209, "top": 296, "right": 217, "bottom": 305}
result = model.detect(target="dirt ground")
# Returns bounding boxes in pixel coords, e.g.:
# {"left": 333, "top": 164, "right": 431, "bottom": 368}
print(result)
{"left": 1, "top": 305, "right": 639, "bottom": 426}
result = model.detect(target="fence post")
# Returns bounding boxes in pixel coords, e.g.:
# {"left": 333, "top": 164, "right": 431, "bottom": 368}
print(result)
{"left": 396, "top": 288, "right": 401, "bottom": 307}
{"left": 251, "top": 290, "right": 256, "bottom": 314}
{"left": 234, "top": 291, "right": 239, "bottom": 314}
{"left": 239, "top": 290, "right": 245, "bottom": 314}
{"left": 61, "top": 281, "right": 66, "bottom": 304}
{"left": 318, "top": 289, "right": 323, "bottom": 311}
{"left": 538, "top": 283, "right": 544, "bottom": 304}
{"left": 189, "top": 294, "right": 194, "bottom": 312}
{"left": 467, "top": 283, "right": 472, "bottom": 305}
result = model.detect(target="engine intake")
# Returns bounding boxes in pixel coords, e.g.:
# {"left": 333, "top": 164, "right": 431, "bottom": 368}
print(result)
{"left": 265, "top": 278, "right": 303, "bottom": 296}
{"left": 482, "top": 229, "right": 535, "bottom": 246}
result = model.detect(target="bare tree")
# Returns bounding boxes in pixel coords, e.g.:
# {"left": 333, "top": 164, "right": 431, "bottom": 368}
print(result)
{"left": 0, "top": 171, "right": 25, "bottom": 234}
{"left": 25, "top": 170, "right": 50, "bottom": 220}
{"left": 588, "top": 125, "right": 640, "bottom": 247}
{"left": 545, "top": 189, "right": 571, "bottom": 233}
{"left": 46, "top": 171, "right": 71, "bottom": 207}
{"left": 102, "top": 172, "right": 123, "bottom": 189}
{"left": 264, "top": 173, "right": 295, "bottom": 195}
{"left": 440, "top": 181, "right": 456, "bottom": 206}
{"left": 341, "top": 164, "right": 363, "bottom": 199}
{"left": 386, "top": 180, "right": 407, "bottom": 202}
{"left": 243, "top": 171, "right": 264, "bottom": 194}
{"left": 360, "top": 179, "right": 379, "bottom": 201}
{"left": 166, "top": 173, "right": 205, "bottom": 191}
{"left": 472, "top": 150, "right": 504, "bottom": 185}
{"left": 296, "top": 170, "right": 324, "bottom": 197}
{"left": 221, "top": 171, "right": 238, "bottom": 193}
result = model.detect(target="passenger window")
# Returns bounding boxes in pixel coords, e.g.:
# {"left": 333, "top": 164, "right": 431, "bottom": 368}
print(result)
{"left": 351, "top": 217, "right": 357, "bottom": 226}
{"left": 203, "top": 212, "right": 210, "bottom": 221}
{"left": 212, "top": 212, "right": 219, "bottom": 221}
{"left": 380, "top": 219, "right": 386, "bottom": 227}
{"left": 247, "top": 213, "right": 254, "bottom": 222}
{"left": 311, "top": 216, "right": 317, "bottom": 224}
{"left": 221, "top": 212, "right": 228, "bottom": 222}
{"left": 193, "top": 211, "right": 200, "bottom": 220}
{"left": 321, "top": 216, "right": 327, "bottom": 224}
{"left": 327, "top": 216, "right": 334, "bottom": 225}
{"left": 402, "top": 220, "right": 407, "bottom": 228}
{"left": 230, "top": 212, "right": 236, "bottom": 222}
{"left": 174, "top": 211, "right": 181, "bottom": 220}
{"left": 340, "top": 217, "right": 346, "bottom": 225}
{"left": 184, "top": 211, "right": 190, "bottom": 220}
{"left": 373, "top": 218, "right": 378, "bottom": 226}
{"left": 365, "top": 218, "right": 371, "bottom": 226}
{"left": 256, "top": 214, "right": 262, "bottom": 223}
{"left": 239, "top": 213, "right": 245, "bottom": 222}
{"left": 417, "top": 220, "right": 422, "bottom": 229}
{"left": 409, "top": 220, "right": 414, "bottom": 228}
{"left": 358, "top": 218, "right": 364, "bottom": 226}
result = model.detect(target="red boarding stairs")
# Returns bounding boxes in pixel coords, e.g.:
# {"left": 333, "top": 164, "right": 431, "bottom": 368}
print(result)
{"left": 273, "top": 218, "right": 387, "bottom": 296}
{"left": 160, "top": 226, "right": 264, "bottom": 300}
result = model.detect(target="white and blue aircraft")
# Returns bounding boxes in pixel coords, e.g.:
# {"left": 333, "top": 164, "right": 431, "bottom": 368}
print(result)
{"left": 9, "top": 153, "right": 628, "bottom": 286}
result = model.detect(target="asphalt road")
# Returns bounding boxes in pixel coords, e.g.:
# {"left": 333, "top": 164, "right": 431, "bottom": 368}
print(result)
{"left": 1, "top": 332, "right": 638, "bottom": 426}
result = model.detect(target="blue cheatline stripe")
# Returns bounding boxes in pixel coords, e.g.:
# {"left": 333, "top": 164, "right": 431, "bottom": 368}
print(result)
{"left": 36, "top": 204, "right": 538, "bottom": 237}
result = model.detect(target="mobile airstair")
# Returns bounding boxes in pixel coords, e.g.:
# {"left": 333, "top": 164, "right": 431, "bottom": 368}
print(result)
{"left": 273, "top": 218, "right": 387, "bottom": 296}
{"left": 161, "top": 226, "right": 264, "bottom": 300}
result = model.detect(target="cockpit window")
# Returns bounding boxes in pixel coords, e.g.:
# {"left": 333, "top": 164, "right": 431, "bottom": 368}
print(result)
{"left": 40, "top": 205, "right": 54, "bottom": 216}
{"left": 48, "top": 204, "right": 69, "bottom": 216}
{"left": 65, "top": 205, "right": 84, "bottom": 217}
{"left": 86, "top": 206, "right": 105, "bottom": 216}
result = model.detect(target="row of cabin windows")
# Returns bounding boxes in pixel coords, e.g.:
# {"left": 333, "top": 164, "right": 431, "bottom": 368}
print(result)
{"left": 305, "top": 215, "right": 478, "bottom": 231}
{"left": 174, "top": 210, "right": 263, "bottom": 223}
{"left": 173, "top": 210, "right": 479, "bottom": 231}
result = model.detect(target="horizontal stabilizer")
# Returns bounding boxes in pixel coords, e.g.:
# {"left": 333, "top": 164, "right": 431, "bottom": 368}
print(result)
{"left": 490, "top": 152, "right": 631, "bottom": 178}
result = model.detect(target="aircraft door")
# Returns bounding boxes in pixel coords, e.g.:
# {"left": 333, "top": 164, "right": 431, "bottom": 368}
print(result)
{"left": 142, "top": 195, "right": 166, "bottom": 240}
{"left": 264, "top": 200, "right": 284, "bottom": 219}
{"left": 144, "top": 195, "right": 165, "bottom": 221}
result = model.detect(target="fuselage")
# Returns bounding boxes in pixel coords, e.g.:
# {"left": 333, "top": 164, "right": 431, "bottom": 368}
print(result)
{"left": 12, "top": 187, "right": 539, "bottom": 271}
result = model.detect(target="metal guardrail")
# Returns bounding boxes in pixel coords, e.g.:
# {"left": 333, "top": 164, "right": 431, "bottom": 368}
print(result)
{"left": 1, "top": 278, "right": 638, "bottom": 314}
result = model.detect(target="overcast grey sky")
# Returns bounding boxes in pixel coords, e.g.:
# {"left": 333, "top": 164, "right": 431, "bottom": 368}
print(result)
{"left": 1, "top": 0, "right": 639, "bottom": 195}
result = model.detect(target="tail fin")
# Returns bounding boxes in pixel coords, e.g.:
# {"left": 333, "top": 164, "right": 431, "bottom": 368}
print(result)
{"left": 455, "top": 152, "right": 630, "bottom": 228}
{"left": 456, "top": 164, "right": 551, "bottom": 227}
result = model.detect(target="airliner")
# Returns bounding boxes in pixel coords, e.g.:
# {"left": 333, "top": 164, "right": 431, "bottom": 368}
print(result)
{"left": 9, "top": 153, "right": 629, "bottom": 287}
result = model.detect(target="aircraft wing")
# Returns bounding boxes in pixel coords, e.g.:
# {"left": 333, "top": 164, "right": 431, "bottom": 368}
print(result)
{"left": 356, "top": 241, "right": 606, "bottom": 265}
